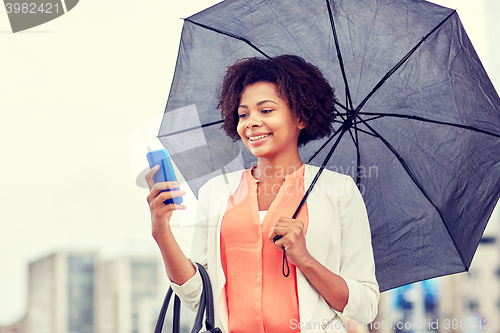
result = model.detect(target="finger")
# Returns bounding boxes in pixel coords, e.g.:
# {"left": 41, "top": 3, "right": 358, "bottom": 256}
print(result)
{"left": 156, "top": 203, "right": 187, "bottom": 214}
{"left": 269, "top": 225, "right": 304, "bottom": 245}
{"left": 147, "top": 186, "right": 183, "bottom": 205}
{"left": 151, "top": 181, "right": 182, "bottom": 192}
{"left": 157, "top": 189, "right": 186, "bottom": 203}
{"left": 272, "top": 219, "right": 304, "bottom": 237}
{"left": 145, "top": 165, "right": 160, "bottom": 190}
{"left": 273, "top": 217, "right": 303, "bottom": 227}
{"left": 268, "top": 226, "right": 287, "bottom": 243}
{"left": 148, "top": 181, "right": 182, "bottom": 198}
{"left": 275, "top": 216, "right": 296, "bottom": 223}
{"left": 273, "top": 237, "right": 286, "bottom": 251}
{"left": 149, "top": 192, "right": 187, "bottom": 211}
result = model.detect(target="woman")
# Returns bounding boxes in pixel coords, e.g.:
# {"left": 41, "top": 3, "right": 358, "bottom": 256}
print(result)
{"left": 146, "top": 55, "right": 379, "bottom": 332}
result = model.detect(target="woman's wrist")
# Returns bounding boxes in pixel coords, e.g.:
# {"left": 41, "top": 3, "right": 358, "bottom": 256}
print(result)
{"left": 295, "top": 253, "right": 316, "bottom": 271}
{"left": 152, "top": 223, "right": 174, "bottom": 240}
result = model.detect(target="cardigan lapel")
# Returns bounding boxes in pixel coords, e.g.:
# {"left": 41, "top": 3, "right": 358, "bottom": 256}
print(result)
{"left": 297, "top": 164, "right": 334, "bottom": 326}
{"left": 303, "top": 164, "right": 331, "bottom": 263}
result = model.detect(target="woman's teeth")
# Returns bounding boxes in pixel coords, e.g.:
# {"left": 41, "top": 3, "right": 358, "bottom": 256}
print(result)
{"left": 249, "top": 134, "right": 270, "bottom": 141}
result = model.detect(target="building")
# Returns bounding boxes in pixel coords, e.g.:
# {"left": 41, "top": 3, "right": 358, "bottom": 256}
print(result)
{"left": 97, "top": 256, "right": 194, "bottom": 333}
{"left": 16, "top": 251, "right": 196, "bottom": 333}
{"left": 373, "top": 205, "right": 500, "bottom": 333}
{"left": 0, "top": 317, "right": 26, "bottom": 333}
{"left": 26, "top": 251, "right": 98, "bottom": 333}
{"left": 438, "top": 205, "right": 500, "bottom": 333}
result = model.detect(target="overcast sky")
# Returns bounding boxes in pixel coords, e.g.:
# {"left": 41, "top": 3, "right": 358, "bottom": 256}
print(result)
{"left": 1, "top": 0, "right": 499, "bottom": 325}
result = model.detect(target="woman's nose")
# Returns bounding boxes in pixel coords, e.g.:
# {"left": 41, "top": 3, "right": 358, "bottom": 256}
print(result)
{"left": 245, "top": 114, "right": 263, "bottom": 128}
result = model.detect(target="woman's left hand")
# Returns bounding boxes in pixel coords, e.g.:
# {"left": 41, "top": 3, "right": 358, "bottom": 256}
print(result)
{"left": 268, "top": 217, "right": 312, "bottom": 268}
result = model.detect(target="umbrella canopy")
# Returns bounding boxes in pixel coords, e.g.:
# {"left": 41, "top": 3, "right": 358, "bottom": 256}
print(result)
{"left": 158, "top": 0, "right": 500, "bottom": 292}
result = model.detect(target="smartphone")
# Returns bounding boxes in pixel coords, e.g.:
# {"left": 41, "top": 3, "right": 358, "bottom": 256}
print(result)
{"left": 146, "top": 149, "right": 183, "bottom": 205}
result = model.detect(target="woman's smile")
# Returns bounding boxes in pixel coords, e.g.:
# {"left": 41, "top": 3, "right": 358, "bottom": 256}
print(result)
{"left": 247, "top": 132, "right": 273, "bottom": 146}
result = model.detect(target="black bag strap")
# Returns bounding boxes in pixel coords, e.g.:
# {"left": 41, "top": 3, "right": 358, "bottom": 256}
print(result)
{"left": 197, "top": 263, "right": 216, "bottom": 331}
{"left": 154, "top": 288, "right": 177, "bottom": 333}
{"left": 154, "top": 263, "right": 220, "bottom": 333}
{"left": 173, "top": 295, "right": 181, "bottom": 333}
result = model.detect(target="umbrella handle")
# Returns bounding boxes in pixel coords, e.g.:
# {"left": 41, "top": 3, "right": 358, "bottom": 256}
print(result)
{"left": 281, "top": 251, "right": 290, "bottom": 277}
{"left": 272, "top": 126, "right": 350, "bottom": 278}
{"left": 273, "top": 235, "right": 290, "bottom": 277}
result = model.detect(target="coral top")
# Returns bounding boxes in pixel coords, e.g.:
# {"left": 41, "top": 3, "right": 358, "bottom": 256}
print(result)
{"left": 220, "top": 165, "right": 309, "bottom": 332}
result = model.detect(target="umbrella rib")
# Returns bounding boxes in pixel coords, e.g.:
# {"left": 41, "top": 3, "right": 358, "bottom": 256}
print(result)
{"left": 357, "top": 115, "right": 385, "bottom": 123}
{"left": 351, "top": 125, "right": 378, "bottom": 138}
{"left": 306, "top": 127, "right": 344, "bottom": 164}
{"left": 325, "top": 0, "right": 354, "bottom": 111}
{"left": 334, "top": 103, "right": 349, "bottom": 128}
{"left": 157, "top": 119, "right": 224, "bottom": 138}
{"left": 332, "top": 119, "right": 345, "bottom": 125}
{"left": 295, "top": 127, "right": 349, "bottom": 218}
{"left": 358, "top": 112, "right": 500, "bottom": 138}
{"left": 338, "top": 111, "right": 385, "bottom": 123}
{"left": 346, "top": 127, "right": 359, "bottom": 154}
{"left": 354, "top": 122, "right": 361, "bottom": 186}
{"left": 346, "top": 122, "right": 359, "bottom": 150}
{"left": 184, "top": 19, "right": 271, "bottom": 59}
{"left": 357, "top": 117, "right": 469, "bottom": 270}
{"left": 334, "top": 100, "right": 348, "bottom": 111}
{"left": 353, "top": 10, "right": 456, "bottom": 115}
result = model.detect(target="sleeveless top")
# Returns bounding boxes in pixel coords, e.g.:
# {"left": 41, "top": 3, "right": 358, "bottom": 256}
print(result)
{"left": 220, "top": 165, "right": 309, "bottom": 332}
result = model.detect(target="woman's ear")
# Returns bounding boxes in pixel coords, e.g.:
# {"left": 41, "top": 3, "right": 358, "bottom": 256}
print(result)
{"left": 297, "top": 118, "right": 306, "bottom": 130}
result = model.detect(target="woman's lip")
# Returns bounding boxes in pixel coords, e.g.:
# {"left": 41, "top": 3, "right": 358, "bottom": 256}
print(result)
{"left": 248, "top": 133, "right": 272, "bottom": 145}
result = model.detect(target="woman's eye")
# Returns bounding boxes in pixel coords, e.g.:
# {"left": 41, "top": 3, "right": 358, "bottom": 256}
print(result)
{"left": 262, "top": 109, "right": 272, "bottom": 114}
{"left": 238, "top": 113, "right": 247, "bottom": 119}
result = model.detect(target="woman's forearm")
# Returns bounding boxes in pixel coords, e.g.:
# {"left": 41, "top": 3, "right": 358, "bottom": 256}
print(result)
{"left": 268, "top": 217, "right": 349, "bottom": 312}
{"left": 153, "top": 228, "right": 196, "bottom": 286}
{"left": 145, "top": 166, "right": 194, "bottom": 286}
{"left": 297, "top": 255, "right": 349, "bottom": 313}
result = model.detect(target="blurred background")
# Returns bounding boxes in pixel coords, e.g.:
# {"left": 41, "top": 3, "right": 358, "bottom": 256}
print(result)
{"left": 0, "top": 0, "right": 499, "bottom": 332}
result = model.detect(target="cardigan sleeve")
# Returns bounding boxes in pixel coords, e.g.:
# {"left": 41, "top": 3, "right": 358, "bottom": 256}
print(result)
{"left": 333, "top": 175, "right": 379, "bottom": 322}
{"left": 169, "top": 180, "right": 212, "bottom": 312}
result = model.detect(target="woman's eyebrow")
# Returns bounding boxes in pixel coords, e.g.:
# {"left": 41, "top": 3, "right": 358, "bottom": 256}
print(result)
{"left": 238, "top": 100, "right": 278, "bottom": 108}
{"left": 257, "top": 100, "right": 278, "bottom": 106}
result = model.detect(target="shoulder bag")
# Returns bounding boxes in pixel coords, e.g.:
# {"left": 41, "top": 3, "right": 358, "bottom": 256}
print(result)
{"left": 154, "top": 263, "right": 222, "bottom": 333}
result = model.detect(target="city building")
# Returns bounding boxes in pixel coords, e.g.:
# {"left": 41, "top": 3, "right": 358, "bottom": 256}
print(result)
{"left": 16, "top": 251, "right": 196, "bottom": 333}
{"left": 373, "top": 205, "right": 500, "bottom": 333}
{"left": 0, "top": 317, "right": 26, "bottom": 333}
{"left": 25, "top": 251, "right": 98, "bottom": 333}
{"left": 438, "top": 206, "right": 500, "bottom": 333}
{"left": 97, "top": 256, "right": 194, "bottom": 333}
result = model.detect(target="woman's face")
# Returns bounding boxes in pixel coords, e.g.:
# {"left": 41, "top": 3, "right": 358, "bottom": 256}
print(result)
{"left": 236, "top": 82, "right": 304, "bottom": 159}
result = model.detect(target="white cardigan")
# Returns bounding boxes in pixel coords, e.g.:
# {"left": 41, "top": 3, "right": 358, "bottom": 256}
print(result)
{"left": 171, "top": 164, "right": 379, "bottom": 332}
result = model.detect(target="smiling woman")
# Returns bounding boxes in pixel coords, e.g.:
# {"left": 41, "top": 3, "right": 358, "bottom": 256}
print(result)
{"left": 146, "top": 55, "right": 379, "bottom": 333}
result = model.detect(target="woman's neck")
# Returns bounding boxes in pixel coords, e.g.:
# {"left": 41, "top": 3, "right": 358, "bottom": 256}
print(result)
{"left": 253, "top": 154, "right": 303, "bottom": 183}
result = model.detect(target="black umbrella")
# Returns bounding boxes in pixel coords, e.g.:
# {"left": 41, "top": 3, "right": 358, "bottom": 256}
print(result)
{"left": 158, "top": 0, "right": 500, "bottom": 292}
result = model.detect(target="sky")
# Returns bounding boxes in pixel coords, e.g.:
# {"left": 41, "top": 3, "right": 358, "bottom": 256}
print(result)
{"left": 0, "top": 0, "right": 499, "bottom": 325}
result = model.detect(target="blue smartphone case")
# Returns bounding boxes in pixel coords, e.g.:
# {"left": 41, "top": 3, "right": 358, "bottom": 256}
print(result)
{"left": 147, "top": 149, "right": 183, "bottom": 205}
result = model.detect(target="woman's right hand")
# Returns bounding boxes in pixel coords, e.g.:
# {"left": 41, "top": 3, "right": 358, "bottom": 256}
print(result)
{"left": 145, "top": 165, "right": 186, "bottom": 235}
